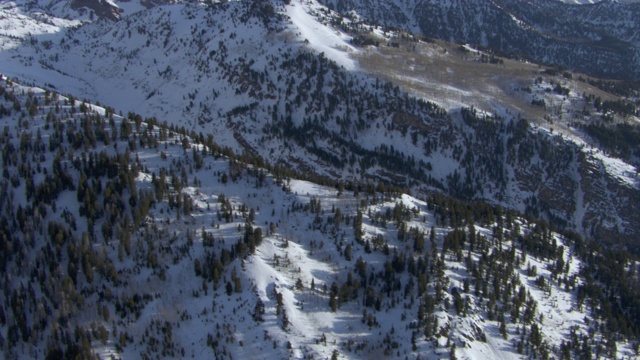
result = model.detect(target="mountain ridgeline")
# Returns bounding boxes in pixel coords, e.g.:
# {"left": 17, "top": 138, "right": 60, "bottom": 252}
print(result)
{"left": 322, "top": 0, "right": 640, "bottom": 80}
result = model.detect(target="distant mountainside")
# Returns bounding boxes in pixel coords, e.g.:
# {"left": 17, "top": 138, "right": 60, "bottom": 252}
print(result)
{"left": 0, "top": 1, "right": 640, "bottom": 359}
{"left": 1, "top": 0, "right": 639, "bottom": 251}
{"left": 321, "top": 0, "right": 640, "bottom": 80}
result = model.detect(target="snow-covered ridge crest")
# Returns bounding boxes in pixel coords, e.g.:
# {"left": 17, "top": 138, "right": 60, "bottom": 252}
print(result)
{"left": 0, "top": 1, "right": 83, "bottom": 50}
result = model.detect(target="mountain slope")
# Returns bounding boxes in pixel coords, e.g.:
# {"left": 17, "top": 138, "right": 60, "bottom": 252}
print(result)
{"left": 322, "top": 0, "right": 640, "bottom": 80}
{"left": 0, "top": 76, "right": 638, "bottom": 359}
{"left": 1, "top": 0, "right": 639, "bottom": 251}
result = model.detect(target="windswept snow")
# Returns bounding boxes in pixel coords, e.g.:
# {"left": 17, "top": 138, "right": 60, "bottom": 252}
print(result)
{"left": 285, "top": 1, "right": 359, "bottom": 70}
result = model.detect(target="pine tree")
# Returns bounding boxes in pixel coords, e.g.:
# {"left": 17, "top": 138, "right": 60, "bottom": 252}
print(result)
{"left": 329, "top": 294, "right": 337, "bottom": 312}
{"left": 353, "top": 210, "right": 363, "bottom": 242}
{"left": 331, "top": 349, "right": 339, "bottom": 360}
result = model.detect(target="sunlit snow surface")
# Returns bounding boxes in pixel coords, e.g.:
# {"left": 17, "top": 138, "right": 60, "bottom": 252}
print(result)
{"left": 0, "top": 1, "right": 81, "bottom": 50}
{"left": 285, "top": 0, "right": 359, "bottom": 70}
{"left": 1, "top": 0, "right": 639, "bottom": 350}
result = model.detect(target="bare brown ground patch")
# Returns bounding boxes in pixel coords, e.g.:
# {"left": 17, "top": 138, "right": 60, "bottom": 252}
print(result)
{"left": 353, "top": 35, "right": 627, "bottom": 135}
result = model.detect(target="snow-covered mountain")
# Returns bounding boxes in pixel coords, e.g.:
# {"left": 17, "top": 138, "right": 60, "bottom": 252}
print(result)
{"left": 0, "top": 1, "right": 640, "bottom": 358}
{"left": 321, "top": 0, "right": 640, "bottom": 80}
{"left": 1, "top": 0, "right": 639, "bottom": 249}
{"left": 0, "top": 76, "right": 638, "bottom": 359}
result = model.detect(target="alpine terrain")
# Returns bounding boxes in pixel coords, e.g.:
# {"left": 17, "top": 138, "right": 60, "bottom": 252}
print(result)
{"left": 0, "top": 0, "right": 639, "bottom": 359}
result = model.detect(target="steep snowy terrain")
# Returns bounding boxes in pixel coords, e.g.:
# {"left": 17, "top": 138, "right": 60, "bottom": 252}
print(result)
{"left": 322, "top": 0, "right": 640, "bottom": 80}
{"left": 1, "top": 0, "right": 639, "bottom": 250}
{"left": 0, "top": 1, "right": 640, "bottom": 358}
{"left": 0, "top": 76, "right": 638, "bottom": 359}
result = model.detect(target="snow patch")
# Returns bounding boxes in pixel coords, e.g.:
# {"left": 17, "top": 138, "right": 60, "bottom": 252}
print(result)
{"left": 285, "top": 1, "right": 359, "bottom": 70}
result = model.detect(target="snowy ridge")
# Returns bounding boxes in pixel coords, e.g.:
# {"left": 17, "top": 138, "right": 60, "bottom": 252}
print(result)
{"left": 286, "top": 1, "right": 359, "bottom": 70}
{"left": 0, "top": 1, "right": 82, "bottom": 51}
